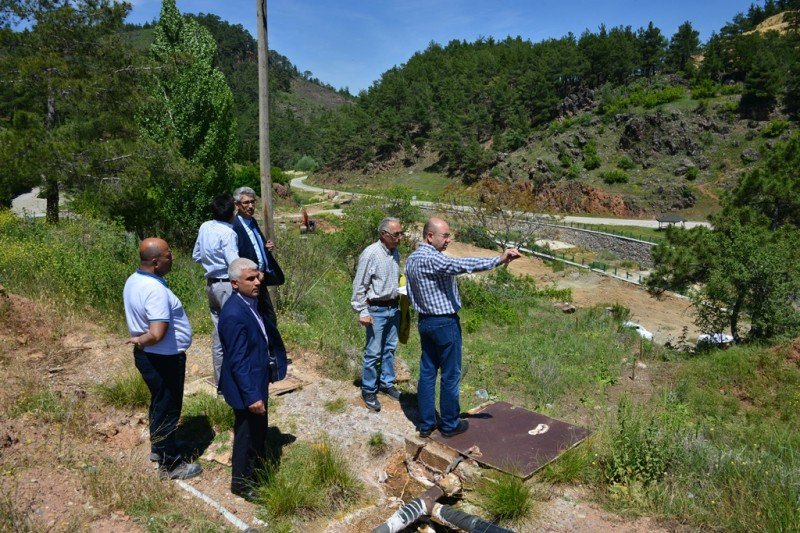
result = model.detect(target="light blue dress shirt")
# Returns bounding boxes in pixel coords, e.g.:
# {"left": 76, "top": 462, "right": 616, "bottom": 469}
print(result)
{"left": 192, "top": 220, "right": 239, "bottom": 279}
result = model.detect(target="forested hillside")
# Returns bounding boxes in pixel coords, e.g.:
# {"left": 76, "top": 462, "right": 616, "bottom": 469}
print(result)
{"left": 309, "top": 1, "right": 800, "bottom": 216}
{"left": 123, "top": 14, "right": 351, "bottom": 165}
{"left": 0, "top": 0, "right": 347, "bottom": 245}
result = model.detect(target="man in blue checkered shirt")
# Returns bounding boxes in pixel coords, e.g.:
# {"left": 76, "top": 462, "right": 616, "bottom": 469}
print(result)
{"left": 405, "top": 217, "right": 521, "bottom": 438}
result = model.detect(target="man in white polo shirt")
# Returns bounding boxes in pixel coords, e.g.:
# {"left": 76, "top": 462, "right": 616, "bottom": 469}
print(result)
{"left": 123, "top": 237, "right": 201, "bottom": 480}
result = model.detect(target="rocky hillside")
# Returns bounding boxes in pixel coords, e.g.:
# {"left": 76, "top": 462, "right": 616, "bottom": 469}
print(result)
{"left": 491, "top": 86, "right": 792, "bottom": 216}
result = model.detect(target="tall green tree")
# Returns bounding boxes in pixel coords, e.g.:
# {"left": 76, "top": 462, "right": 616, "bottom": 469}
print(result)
{"left": 647, "top": 132, "right": 800, "bottom": 342}
{"left": 0, "top": 0, "right": 140, "bottom": 220}
{"left": 637, "top": 22, "right": 667, "bottom": 76}
{"left": 740, "top": 43, "right": 782, "bottom": 118}
{"left": 666, "top": 21, "right": 700, "bottom": 74}
{"left": 139, "top": 0, "right": 237, "bottom": 200}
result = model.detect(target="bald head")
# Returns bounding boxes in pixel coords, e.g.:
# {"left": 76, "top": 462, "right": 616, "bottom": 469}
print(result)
{"left": 138, "top": 238, "right": 173, "bottom": 276}
{"left": 422, "top": 217, "right": 452, "bottom": 251}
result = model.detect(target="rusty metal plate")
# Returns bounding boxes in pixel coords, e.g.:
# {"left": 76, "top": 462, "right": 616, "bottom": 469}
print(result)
{"left": 429, "top": 401, "right": 589, "bottom": 478}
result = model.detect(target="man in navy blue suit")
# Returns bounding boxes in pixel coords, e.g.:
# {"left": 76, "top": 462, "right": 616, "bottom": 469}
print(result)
{"left": 232, "top": 187, "right": 285, "bottom": 325}
{"left": 218, "top": 258, "right": 288, "bottom": 498}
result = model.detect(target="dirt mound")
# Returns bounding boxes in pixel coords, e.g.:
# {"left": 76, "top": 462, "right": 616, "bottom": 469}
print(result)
{"left": 524, "top": 180, "right": 641, "bottom": 217}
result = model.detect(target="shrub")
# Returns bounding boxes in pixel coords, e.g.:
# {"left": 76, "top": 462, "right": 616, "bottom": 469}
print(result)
{"left": 583, "top": 141, "right": 601, "bottom": 170}
{"left": 271, "top": 166, "right": 290, "bottom": 186}
{"left": 565, "top": 163, "right": 582, "bottom": 180}
{"left": 609, "top": 303, "right": 631, "bottom": 323}
{"left": 616, "top": 157, "right": 635, "bottom": 170}
{"left": 762, "top": 119, "right": 789, "bottom": 138}
{"left": 600, "top": 169, "right": 629, "bottom": 184}
{"left": 457, "top": 225, "right": 496, "bottom": 249}
{"left": 232, "top": 163, "right": 260, "bottom": 193}
{"left": 691, "top": 79, "right": 717, "bottom": 99}
{"left": 685, "top": 166, "right": 699, "bottom": 181}
{"left": 602, "top": 397, "right": 683, "bottom": 488}
{"left": 294, "top": 155, "right": 319, "bottom": 172}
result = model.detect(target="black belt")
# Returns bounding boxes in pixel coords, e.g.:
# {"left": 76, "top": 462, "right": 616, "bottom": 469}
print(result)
{"left": 207, "top": 277, "right": 229, "bottom": 284}
{"left": 368, "top": 298, "right": 399, "bottom": 307}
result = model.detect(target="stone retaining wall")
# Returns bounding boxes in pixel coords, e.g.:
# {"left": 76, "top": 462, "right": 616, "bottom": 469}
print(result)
{"left": 539, "top": 225, "right": 655, "bottom": 267}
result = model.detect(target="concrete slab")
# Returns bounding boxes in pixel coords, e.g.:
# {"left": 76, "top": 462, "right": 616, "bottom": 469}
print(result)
{"left": 429, "top": 401, "right": 589, "bottom": 479}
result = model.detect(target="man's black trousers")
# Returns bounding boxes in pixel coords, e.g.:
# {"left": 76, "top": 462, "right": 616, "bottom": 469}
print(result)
{"left": 134, "top": 349, "right": 185, "bottom": 468}
{"left": 231, "top": 408, "right": 268, "bottom": 492}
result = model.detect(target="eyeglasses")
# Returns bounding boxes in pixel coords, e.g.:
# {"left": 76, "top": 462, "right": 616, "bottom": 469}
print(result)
{"left": 438, "top": 233, "right": 452, "bottom": 238}
{"left": 381, "top": 230, "right": 404, "bottom": 238}
{"left": 239, "top": 200, "right": 256, "bottom": 206}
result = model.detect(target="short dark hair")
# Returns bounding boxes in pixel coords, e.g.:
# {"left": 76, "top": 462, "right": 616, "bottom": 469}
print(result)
{"left": 210, "top": 194, "right": 235, "bottom": 222}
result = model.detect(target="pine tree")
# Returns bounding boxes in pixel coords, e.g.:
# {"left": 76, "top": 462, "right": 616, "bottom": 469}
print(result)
{"left": 666, "top": 21, "right": 700, "bottom": 73}
{"left": 637, "top": 22, "right": 667, "bottom": 76}
{"left": 0, "top": 0, "right": 139, "bottom": 220}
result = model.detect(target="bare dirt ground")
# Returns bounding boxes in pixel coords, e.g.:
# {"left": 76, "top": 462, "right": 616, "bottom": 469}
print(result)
{"left": 446, "top": 242, "right": 699, "bottom": 345}
{"left": 1, "top": 267, "right": 675, "bottom": 532}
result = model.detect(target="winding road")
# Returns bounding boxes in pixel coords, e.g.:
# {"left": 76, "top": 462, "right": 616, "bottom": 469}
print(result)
{"left": 289, "top": 175, "right": 711, "bottom": 229}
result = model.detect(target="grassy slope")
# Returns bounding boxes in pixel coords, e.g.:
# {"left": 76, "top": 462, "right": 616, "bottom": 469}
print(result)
{"left": 2, "top": 210, "right": 798, "bottom": 530}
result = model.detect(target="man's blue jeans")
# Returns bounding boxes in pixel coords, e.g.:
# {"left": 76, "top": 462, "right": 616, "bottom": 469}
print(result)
{"left": 417, "top": 314, "right": 462, "bottom": 433}
{"left": 362, "top": 305, "right": 399, "bottom": 394}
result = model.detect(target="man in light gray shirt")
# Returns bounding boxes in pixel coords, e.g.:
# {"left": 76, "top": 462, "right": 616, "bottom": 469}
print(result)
{"left": 351, "top": 217, "right": 403, "bottom": 412}
{"left": 192, "top": 194, "right": 239, "bottom": 387}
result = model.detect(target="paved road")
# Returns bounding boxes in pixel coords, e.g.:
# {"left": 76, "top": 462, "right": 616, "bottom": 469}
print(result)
{"left": 290, "top": 176, "right": 712, "bottom": 229}
{"left": 11, "top": 187, "right": 48, "bottom": 217}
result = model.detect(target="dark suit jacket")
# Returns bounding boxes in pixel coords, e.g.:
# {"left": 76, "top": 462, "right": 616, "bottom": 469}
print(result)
{"left": 218, "top": 293, "right": 288, "bottom": 410}
{"left": 232, "top": 216, "right": 285, "bottom": 286}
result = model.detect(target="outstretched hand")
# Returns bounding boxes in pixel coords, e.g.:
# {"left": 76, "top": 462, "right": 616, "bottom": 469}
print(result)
{"left": 499, "top": 248, "right": 522, "bottom": 265}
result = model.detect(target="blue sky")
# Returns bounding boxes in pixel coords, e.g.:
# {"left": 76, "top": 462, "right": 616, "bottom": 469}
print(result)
{"left": 126, "top": 0, "right": 757, "bottom": 94}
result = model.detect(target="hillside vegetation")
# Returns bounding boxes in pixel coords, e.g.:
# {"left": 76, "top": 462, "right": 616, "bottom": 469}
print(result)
{"left": 308, "top": 1, "right": 800, "bottom": 217}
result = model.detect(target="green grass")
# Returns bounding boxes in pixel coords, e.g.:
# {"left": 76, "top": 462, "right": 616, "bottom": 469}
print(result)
{"left": 306, "top": 170, "right": 451, "bottom": 201}
{"left": 4, "top": 207, "right": 799, "bottom": 531}
{"left": 0, "top": 211, "right": 210, "bottom": 334}
{"left": 537, "top": 343, "right": 800, "bottom": 531}
{"left": 96, "top": 369, "right": 150, "bottom": 409}
{"left": 323, "top": 397, "right": 347, "bottom": 414}
{"left": 254, "top": 439, "right": 363, "bottom": 525}
{"left": 367, "top": 431, "right": 387, "bottom": 456}
{"left": 475, "top": 472, "right": 533, "bottom": 521}
{"left": 183, "top": 392, "right": 235, "bottom": 432}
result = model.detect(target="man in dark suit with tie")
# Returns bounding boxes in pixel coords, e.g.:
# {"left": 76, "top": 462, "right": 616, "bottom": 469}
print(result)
{"left": 218, "top": 258, "right": 288, "bottom": 499}
{"left": 232, "top": 187, "right": 285, "bottom": 325}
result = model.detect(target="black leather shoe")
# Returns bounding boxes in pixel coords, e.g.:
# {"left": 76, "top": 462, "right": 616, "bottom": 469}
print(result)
{"left": 440, "top": 420, "right": 469, "bottom": 438}
{"left": 232, "top": 487, "right": 257, "bottom": 502}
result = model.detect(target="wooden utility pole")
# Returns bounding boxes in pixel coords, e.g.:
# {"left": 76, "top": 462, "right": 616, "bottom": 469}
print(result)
{"left": 257, "top": 0, "right": 274, "bottom": 240}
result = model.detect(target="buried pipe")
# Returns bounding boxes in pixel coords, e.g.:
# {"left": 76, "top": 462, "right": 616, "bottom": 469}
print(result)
{"left": 371, "top": 471, "right": 512, "bottom": 533}
{"left": 371, "top": 484, "right": 445, "bottom": 533}
{"left": 431, "top": 503, "right": 514, "bottom": 533}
